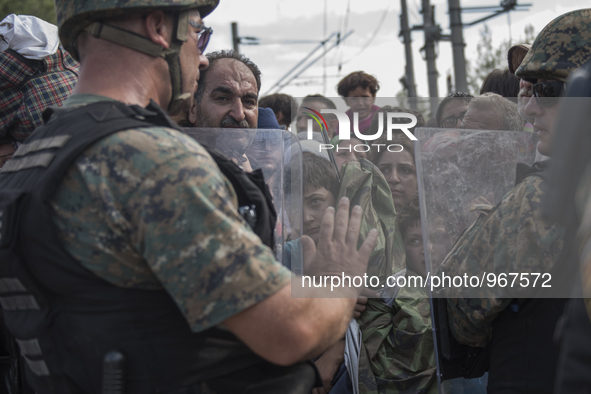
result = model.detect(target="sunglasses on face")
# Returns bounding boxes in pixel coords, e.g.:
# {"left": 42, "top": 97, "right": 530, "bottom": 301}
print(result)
{"left": 532, "top": 81, "right": 565, "bottom": 107}
{"left": 440, "top": 110, "right": 467, "bottom": 128}
{"left": 188, "top": 20, "right": 213, "bottom": 53}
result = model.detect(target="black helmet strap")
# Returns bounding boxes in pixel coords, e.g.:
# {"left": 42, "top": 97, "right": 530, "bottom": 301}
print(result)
{"left": 85, "top": 10, "right": 191, "bottom": 114}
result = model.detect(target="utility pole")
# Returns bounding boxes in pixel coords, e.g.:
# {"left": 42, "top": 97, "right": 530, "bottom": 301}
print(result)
{"left": 448, "top": 0, "right": 468, "bottom": 93}
{"left": 421, "top": 0, "right": 439, "bottom": 116}
{"left": 403, "top": 0, "right": 528, "bottom": 102}
{"left": 231, "top": 22, "right": 240, "bottom": 53}
{"left": 399, "top": 0, "right": 418, "bottom": 109}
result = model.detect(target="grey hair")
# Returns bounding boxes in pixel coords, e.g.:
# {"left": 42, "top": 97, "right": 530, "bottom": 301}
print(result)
{"left": 469, "top": 92, "right": 525, "bottom": 131}
{"left": 194, "top": 49, "right": 262, "bottom": 103}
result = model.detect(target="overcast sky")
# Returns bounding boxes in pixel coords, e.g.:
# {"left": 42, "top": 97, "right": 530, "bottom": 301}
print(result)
{"left": 202, "top": 0, "right": 589, "bottom": 99}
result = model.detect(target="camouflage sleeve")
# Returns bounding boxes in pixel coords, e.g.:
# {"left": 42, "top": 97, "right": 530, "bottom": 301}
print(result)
{"left": 51, "top": 127, "right": 291, "bottom": 332}
{"left": 443, "top": 176, "right": 565, "bottom": 347}
{"left": 129, "top": 146, "right": 291, "bottom": 332}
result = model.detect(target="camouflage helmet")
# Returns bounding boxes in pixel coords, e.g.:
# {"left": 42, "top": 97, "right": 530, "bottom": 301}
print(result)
{"left": 55, "top": 0, "right": 219, "bottom": 59}
{"left": 54, "top": 0, "right": 218, "bottom": 115}
{"left": 516, "top": 9, "right": 591, "bottom": 82}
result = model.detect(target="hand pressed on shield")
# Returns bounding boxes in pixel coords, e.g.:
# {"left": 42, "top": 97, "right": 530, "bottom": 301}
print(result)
{"left": 301, "top": 197, "right": 378, "bottom": 296}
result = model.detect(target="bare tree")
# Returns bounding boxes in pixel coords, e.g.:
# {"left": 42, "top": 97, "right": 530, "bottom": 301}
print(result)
{"left": 466, "top": 23, "right": 536, "bottom": 94}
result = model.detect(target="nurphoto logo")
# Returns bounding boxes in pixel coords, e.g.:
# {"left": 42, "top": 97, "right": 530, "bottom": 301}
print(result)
{"left": 301, "top": 107, "right": 418, "bottom": 153}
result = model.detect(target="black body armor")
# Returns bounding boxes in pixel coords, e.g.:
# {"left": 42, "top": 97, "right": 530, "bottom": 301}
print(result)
{"left": 0, "top": 101, "right": 317, "bottom": 393}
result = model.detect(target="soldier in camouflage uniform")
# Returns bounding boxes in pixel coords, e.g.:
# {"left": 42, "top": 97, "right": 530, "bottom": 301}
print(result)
{"left": 0, "top": 0, "right": 379, "bottom": 392}
{"left": 441, "top": 9, "right": 591, "bottom": 393}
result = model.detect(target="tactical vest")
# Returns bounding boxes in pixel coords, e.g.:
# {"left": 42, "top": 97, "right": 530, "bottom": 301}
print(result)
{"left": 0, "top": 100, "right": 317, "bottom": 393}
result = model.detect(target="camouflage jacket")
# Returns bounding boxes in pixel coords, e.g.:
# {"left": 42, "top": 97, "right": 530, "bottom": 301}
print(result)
{"left": 49, "top": 95, "right": 291, "bottom": 332}
{"left": 337, "top": 159, "right": 406, "bottom": 286}
{"left": 441, "top": 174, "right": 565, "bottom": 347}
{"left": 357, "top": 270, "right": 437, "bottom": 394}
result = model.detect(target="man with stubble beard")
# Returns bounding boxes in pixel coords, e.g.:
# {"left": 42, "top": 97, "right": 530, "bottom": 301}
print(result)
{"left": 187, "top": 49, "right": 260, "bottom": 169}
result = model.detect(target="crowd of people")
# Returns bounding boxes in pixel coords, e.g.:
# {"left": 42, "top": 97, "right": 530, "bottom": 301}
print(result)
{"left": 1, "top": 1, "right": 591, "bottom": 393}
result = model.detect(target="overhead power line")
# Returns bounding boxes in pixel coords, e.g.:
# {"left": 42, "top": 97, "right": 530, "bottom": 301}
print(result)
{"left": 338, "top": 2, "right": 392, "bottom": 66}
{"left": 264, "top": 30, "right": 354, "bottom": 96}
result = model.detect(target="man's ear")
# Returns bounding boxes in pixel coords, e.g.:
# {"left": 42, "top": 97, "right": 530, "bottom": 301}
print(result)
{"left": 144, "top": 11, "right": 171, "bottom": 49}
{"left": 188, "top": 99, "right": 198, "bottom": 124}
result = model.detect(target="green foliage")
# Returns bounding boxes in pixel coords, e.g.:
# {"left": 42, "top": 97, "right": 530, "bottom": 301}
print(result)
{"left": 392, "top": 90, "right": 432, "bottom": 122}
{"left": 466, "top": 23, "right": 536, "bottom": 94}
{"left": 0, "top": 0, "right": 56, "bottom": 24}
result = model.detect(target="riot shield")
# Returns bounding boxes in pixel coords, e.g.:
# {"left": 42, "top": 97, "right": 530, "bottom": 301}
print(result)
{"left": 182, "top": 127, "right": 301, "bottom": 267}
{"left": 289, "top": 115, "right": 431, "bottom": 391}
{"left": 415, "top": 127, "right": 539, "bottom": 393}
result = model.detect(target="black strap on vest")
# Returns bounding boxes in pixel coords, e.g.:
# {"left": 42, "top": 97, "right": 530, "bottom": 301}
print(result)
{"left": 208, "top": 149, "right": 277, "bottom": 249}
{"left": 515, "top": 160, "right": 549, "bottom": 185}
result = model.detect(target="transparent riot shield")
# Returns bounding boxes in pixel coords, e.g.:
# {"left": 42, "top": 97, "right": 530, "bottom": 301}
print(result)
{"left": 415, "top": 127, "right": 539, "bottom": 393}
{"left": 282, "top": 137, "right": 305, "bottom": 276}
{"left": 182, "top": 127, "right": 301, "bottom": 267}
{"left": 288, "top": 119, "right": 431, "bottom": 392}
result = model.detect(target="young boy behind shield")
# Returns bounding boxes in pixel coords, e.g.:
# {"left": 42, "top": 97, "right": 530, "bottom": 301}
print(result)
{"left": 283, "top": 152, "right": 340, "bottom": 269}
